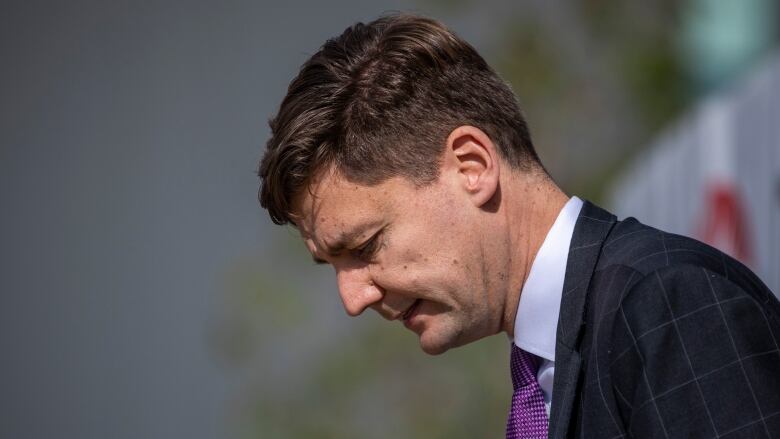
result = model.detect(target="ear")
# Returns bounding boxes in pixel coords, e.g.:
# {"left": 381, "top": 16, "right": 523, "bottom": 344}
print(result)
{"left": 443, "top": 125, "right": 500, "bottom": 208}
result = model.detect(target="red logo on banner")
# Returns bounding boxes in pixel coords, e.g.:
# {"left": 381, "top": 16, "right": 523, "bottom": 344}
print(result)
{"left": 699, "top": 182, "right": 753, "bottom": 265}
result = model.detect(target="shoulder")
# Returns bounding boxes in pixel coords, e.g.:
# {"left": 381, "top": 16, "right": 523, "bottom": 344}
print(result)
{"left": 574, "top": 205, "right": 779, "bottom": 352}
{"left": 603, "top": 263, "right": 780, "bottom": 436}
{"left": 597, "top": 216, "right": 725, "bottom": 275}
{"left": 591, "top": 215, "right": 780, "bottom": 356}
{"left": 589, "top": 213, "right": 775, "bottom": 306}
{"left": 589, "top": 260, "right": 780, "bottom": 368}
{"left": 576, "top": 206, "right": 780, "bottom": 435}
{"left": 613, "top": 263, "right": 780, "bottom": 346}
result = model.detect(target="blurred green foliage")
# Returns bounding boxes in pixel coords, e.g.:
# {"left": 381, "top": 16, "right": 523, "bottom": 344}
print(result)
{"left": 251, "top": 324, "right": 509, "bottom": 438}
{"left": 485, "top": 1, "right": 690, "bottom": 202}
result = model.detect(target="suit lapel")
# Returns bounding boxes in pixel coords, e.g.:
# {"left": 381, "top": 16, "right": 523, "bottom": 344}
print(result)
{"left": 548, "top": 201, "right": 616, "bottom": 438}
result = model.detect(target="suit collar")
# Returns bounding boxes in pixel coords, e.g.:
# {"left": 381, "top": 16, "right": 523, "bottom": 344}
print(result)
{"left": 548, "top": 201, "right": 617, "bottom": 439}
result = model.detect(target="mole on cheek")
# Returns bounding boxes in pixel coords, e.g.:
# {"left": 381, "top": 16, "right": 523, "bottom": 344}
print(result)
{"left": 452, "top": 259, "right": 458, "bottom": 265}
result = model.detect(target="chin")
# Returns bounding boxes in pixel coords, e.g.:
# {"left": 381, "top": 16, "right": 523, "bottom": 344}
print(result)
{"left": 419, "top": 340, "right": 450, "bottom": 356}
{"left": 418, "top": 329, "right": 461, "bottom": 356}
{"left": 418, "top": 320, "right": 490, "bottom": 355}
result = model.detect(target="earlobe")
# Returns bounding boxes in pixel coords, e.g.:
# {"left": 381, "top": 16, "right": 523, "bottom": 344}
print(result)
{"left": 445, "top": 126, "right": 500, "bottom": 208}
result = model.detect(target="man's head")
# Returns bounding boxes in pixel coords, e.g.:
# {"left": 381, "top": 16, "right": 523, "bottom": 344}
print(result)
{"left": 259, "top": 14, "right": 553, "bottom": 354}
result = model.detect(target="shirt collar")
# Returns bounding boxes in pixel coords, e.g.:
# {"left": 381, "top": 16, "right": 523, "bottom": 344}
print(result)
{"left": 513, "top": 196, "right": 583, "bottom": 361}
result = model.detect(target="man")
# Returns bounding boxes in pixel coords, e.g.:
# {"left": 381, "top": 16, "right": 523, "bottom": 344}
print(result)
{"left": 258, "top": 13, "right": 780, "bottom": 438}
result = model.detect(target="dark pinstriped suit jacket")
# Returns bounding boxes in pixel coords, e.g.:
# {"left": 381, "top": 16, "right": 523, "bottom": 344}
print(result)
{"left": 548, "top": 201, "right": 780, "bottom": 438}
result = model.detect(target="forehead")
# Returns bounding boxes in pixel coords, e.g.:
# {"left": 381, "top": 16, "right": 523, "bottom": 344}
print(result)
{"left": 291, "top": 169, "right": 405, "bottom": 242}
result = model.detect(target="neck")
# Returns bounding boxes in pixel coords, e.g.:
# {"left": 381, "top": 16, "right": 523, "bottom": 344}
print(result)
{"left": 498, "top": 170, "right": 569, "bottom": 337}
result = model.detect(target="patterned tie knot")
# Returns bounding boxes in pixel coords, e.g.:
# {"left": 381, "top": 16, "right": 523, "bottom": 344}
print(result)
{"left": 510, "top": 344, "right": 541, "bottom": 390}
{"left": 506, "top": 343, "right": 548, "bottom": 439}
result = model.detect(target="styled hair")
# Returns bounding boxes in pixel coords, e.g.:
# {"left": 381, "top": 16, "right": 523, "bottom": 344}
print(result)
{"left": 259, "top": 13, "right": 542, "bottom": 225}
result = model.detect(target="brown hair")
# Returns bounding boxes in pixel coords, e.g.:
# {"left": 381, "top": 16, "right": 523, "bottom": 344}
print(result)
{"left": 258, "top": 13, "right": 542, "bottom": 225}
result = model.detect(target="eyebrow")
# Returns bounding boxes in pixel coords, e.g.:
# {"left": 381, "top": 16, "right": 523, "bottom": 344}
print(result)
{"left": 310, "top": 221, "right": 382, "bottom": 263}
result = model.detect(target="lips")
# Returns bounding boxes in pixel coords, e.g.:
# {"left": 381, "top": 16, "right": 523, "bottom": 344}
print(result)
{"left": 401, "top": 299, "right": 421, "bottom": 321}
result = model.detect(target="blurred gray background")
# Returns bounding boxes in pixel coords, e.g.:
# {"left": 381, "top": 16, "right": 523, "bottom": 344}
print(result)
{"left": 1, "top": 1, "right": 777, "bottom": 438}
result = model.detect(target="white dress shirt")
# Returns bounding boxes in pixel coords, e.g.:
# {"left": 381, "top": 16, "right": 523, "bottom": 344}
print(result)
{"left": 513, "top": 196, "right": 583, "bottom": 415}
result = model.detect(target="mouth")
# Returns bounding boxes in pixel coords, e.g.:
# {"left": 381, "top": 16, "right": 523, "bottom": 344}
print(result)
{"left": 401, "top": 299, "right": 421, "bottom": 321}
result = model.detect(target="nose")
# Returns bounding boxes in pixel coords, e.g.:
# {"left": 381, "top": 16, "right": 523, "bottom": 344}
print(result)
{"left": 335, "top": 266, "right": 383, "bottom": 316}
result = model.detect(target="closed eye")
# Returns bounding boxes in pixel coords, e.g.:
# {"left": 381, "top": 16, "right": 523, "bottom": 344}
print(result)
{"left": 353, "top": 230, "right": 383, "bottom": 261}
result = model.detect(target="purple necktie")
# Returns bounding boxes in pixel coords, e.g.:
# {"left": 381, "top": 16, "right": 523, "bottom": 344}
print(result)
{"left": 506, "top": 343, "right": 549, "bottom": 439}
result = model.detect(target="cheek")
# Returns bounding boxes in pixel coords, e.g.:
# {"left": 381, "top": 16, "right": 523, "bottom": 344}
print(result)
{"left": 383, "top": 206, "right": 476, "bottom": 291}
{"left": 380, "top": 247, "right": 445, "bottom": 292}
{"left": 400, "top": 252, "right": 474, "bottom": 299}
